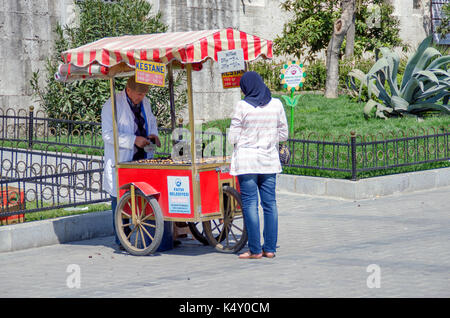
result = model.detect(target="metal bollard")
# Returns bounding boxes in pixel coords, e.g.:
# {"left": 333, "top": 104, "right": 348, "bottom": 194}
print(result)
{"left": 28, "top": 106, "right": 34, "bottom": 148}
{"left": 350, "top": 131, "right": 357, "bottom": 181}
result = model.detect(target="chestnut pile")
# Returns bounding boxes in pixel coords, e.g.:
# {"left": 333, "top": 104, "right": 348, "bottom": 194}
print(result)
{"left": 134, "top": 156, "right": 231, "bottom": 165}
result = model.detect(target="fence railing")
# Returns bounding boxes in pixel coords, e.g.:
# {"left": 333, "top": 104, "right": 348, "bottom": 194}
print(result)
{"left": 0, "top": 147, "right": 105, "bottom": 211}
{"left": 1, "top": 107, "right": 449, "bottom": 222}
{"left": 0, "top": 107, "right": 108, "bottom": 222}
{"left": 285, "top": 128, "right": 450, "bottom": 180}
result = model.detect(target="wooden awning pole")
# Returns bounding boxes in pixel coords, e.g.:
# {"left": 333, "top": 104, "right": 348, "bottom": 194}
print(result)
{"left": 109, "top": 78, "right": 120, "bottom": 199}
{"left": 168, "top": 62, "right": 176, "bottom": 132}
{"left": 186, "top": 64, "right": 196, "bottom": 166}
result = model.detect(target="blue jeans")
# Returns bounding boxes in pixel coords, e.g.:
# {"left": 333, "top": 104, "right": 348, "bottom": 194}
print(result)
{"left": 237, "top": 174, "right": 278, "bottom": 254}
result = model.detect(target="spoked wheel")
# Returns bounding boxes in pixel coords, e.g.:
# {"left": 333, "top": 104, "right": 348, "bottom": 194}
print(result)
{"left": 115, "top": 189, "right": 163, "bottom": 256}
{"left": 188, "top": 222, "right": 230, "bottom": 246}
{"left": 203, "top": 185, "right": 247, "bottom": 253}
{"left": 188, "top": 222, "right": 209, "bottom": 245}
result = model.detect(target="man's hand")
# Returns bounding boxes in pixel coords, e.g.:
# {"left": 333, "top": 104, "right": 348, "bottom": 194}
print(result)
{"left": 148, "top": 134, "right": 161, "bottom": 147}
{"left": 135, "top": 136, "right": 150, "bottom": 148}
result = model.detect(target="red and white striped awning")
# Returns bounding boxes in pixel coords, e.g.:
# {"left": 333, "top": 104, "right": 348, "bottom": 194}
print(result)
{"left": 56, "top": 28, "right": 272, "bottom": 81}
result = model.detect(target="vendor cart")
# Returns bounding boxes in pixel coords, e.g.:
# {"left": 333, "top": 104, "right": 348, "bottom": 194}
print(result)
{"left": 56, "top": 28, "right": 273, "bottom": 256}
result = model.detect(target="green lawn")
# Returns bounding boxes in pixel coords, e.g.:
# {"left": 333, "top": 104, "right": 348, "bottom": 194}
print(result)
{"left": 280, "top": 93, "right": 449, "bottom": 179}
{"left": 204, "top": 93, "right": 449, "bottom": 137}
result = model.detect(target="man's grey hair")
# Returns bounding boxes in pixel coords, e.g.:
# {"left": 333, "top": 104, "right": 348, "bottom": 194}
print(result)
{"left": 126, "top": 75, "right": 150, "bottom": 94}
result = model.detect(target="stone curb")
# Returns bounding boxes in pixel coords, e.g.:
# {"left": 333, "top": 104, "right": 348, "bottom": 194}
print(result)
{"left": 0, "top": 210, "right": 113, "bottom": 253}
{"left": 277, "top": 167, "right": 450, "bottom": 200}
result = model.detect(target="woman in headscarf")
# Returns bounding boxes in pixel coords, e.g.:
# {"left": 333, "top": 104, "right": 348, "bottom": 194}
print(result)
{"left": 228, "top": 71, "right": 289, "bottom": 259}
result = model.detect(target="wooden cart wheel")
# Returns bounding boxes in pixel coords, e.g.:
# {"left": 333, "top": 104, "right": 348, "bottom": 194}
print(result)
{"left": 203, "top": 185, "right": 247, "bottom": 253}
{"left": 115, "top": 189, "right": 163, "bottom": 256}
{"left": 188, "top": 221, "right": 230, "bottom": 246}
{"left": 188, "top": 222, "right": 209, "bottom": 245}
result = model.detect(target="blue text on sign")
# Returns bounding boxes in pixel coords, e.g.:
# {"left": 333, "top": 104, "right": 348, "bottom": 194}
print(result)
{"left": 136, "top": 61, "right": 165, "bottom": 74}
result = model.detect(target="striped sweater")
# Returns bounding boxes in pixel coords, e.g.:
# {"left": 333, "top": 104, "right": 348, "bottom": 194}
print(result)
{"left": 228, "top": 98, "right": 289, "bottom": 176}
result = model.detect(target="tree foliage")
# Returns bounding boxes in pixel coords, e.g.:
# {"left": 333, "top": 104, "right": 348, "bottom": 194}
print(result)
{"left": 30, "top": 0, "right": 186, "bottom": 127}
{"left": 274, "top": 0, "right": 406, "bottom": 62}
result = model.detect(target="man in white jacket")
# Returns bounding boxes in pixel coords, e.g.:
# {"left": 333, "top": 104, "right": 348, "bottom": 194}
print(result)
{"left": 101, "top": 75, "right": 160, "bottom": 247}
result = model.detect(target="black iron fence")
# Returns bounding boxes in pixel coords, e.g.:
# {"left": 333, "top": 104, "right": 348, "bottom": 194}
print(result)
{"left": 0, "top": 106, "right": 172, "bottom": 223}
{"left": 286, "top": 127, "right": 450, "bottom": 180}
{"left": 1, "top": 106, "right": 449, "bottom": 223}
{"left": 0, "top": 107, "right": 108, "bottom": 223}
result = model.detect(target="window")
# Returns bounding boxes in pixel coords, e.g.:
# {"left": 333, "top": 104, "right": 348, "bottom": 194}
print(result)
{"left": 431, "top": 0, "right": 450, "bottom": 45}
{"left": 413, "top": 0, "right": 421, "bottom": 10}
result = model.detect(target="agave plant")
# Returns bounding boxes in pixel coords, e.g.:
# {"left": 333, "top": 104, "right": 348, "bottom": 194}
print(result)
{"left": 348, "top": 36, "right": 450, "bottom": 119}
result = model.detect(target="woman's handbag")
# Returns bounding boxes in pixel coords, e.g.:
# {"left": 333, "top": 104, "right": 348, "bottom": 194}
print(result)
{"left": 278, "top": 143, "right": 291, "bottom": 165}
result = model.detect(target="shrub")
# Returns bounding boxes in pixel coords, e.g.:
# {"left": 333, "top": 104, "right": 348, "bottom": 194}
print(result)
{"left": 248, "top": 60, "right": 284, "bottom": 91}
{"left": 250, "top": 56, "right": 377, "bottom": 94}
{"left": 348, "top": 36, "right": 450, "bottom": 119}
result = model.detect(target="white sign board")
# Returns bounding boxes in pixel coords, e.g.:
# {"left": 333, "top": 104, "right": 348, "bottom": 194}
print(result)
{"left": 217, "top": 49, "right": 245, "bottom": 73}
{"left": 167, "top": 176, "right": 191, "bottom": 214}
{"left": 283, "top": 63, "right": 304, "bottom": 88}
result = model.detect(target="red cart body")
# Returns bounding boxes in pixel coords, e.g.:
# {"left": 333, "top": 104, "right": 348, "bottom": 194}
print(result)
{"left": 117, "top": 162, "right": 238, "bottom": 222}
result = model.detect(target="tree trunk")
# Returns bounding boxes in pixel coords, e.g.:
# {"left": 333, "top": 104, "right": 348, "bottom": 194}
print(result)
{"left": 345, "top": 11, "right": 355, "bottom": 58}
{"left": 324, "top": 0, "right": 356, "bottom": 98}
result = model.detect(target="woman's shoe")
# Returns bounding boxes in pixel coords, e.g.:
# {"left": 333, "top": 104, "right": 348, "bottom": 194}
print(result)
{"left": 263, "top": 251, "right": 276, "bottom": 258}
{"left": 238, "top": 251, "right": 263, "bottom": 259}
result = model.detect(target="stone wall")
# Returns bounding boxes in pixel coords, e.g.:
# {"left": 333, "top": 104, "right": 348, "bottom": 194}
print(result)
{"left": 391, "top": 0, "right": 432, "bottom": 49}
{"left": 150, "top": 0, "right": 242, "bottom": 123}
{"left": 239, "top": 0, "right": 289, "bottom": 48}
{"left": 0, "top": 0, "right": 75, "bottom": 111}
{"left": 152, "top": 0, "right": 240, "bottom": 32}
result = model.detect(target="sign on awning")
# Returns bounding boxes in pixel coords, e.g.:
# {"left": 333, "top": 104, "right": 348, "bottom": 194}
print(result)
{"left": 217, "top": 49, "right": 245, "bottom": 73}
{"left": 221, "top": 70, "right": 245, "bottom": 89}
{"left": 217, "top": 49, "right": 245, "bottom": 89}
{"left": 135, "top": 60, "right": 166, "bottom": 87}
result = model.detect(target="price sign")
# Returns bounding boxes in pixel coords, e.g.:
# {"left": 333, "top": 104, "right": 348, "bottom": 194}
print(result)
{"left": 221, "top": 70, "right": 245, "bottom": 89}
{"left": 217, "top": 49, "right": 245, "bottom": 73}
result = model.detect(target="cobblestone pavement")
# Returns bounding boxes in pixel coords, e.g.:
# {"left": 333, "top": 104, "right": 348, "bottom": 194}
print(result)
{"left": 0, "top": 186, "right": 449, "bottom": 298}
